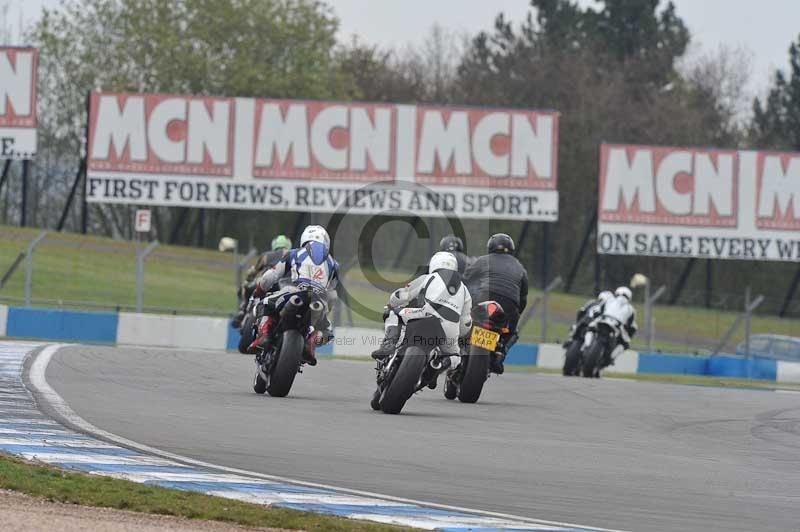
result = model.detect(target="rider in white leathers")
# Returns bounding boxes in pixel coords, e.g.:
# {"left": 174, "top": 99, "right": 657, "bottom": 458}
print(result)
{"left": 584, "top": 286, "right": 638, "bottom": 365}
{"left": 373, "top": 252, "right": 472, "bottom": 369}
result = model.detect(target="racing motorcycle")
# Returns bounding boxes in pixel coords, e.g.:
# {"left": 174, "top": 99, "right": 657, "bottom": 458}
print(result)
{"left": 444, "top": 301, "right": 510, "bottom": 403}
{"left": 252, "top": 288, "right": 325, "bottom": 397}
{"left": 237, "top": 295, "right": 258, "bottom": 354}
{"left": 580, "top": 316, "right": 622, "bottom": 378}
{"left": 371, "top": 310, "right": 449, "bottom": 415}
{"left": 563, "top": 318, "right": 591, "bottom": 376}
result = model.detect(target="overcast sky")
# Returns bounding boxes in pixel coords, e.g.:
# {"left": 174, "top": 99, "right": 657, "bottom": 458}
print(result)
{"left": 8, "top": 0, "right": 800, "bottom": 98}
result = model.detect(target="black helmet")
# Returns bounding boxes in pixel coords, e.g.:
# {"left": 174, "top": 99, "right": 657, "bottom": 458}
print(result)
{"left": 439, "top": 235, "right": 464, "bottom": 252}
{"left": 487, "top": 233, "right": 515, "bottom": 254}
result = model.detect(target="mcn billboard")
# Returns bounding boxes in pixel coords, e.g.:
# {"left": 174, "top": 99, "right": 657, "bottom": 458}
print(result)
{"left": 0, "top": 47, "right": 38, "bottom": 159}
{"left": 86, "top": 92, "right": 560, "bottom": 221}
{"left": 598, "top": 143, "right": 800, "bottom": 262}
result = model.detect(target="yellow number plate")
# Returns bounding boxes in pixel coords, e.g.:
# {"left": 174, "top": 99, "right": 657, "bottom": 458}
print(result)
{"left": 470, "top": 326, "right": 500, "bottom": 351}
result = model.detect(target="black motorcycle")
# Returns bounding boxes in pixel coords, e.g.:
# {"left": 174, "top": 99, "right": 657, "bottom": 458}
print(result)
{"left": 562, "top": 319, "right": 591, "bottom": 376}
{"left": 444, "top": 301, "right": 510, "bottom": 403}
{"left": 581, "top": 316, "right": 620, "bottom": 378}
{"left": 237, "top": 295, "right": 258, "bottom": 354}
{"left": 252, "top": 288, "right": 325, "bottom": 397}
{"left": 371, "top": 312, "right": 449, "bottom": 415}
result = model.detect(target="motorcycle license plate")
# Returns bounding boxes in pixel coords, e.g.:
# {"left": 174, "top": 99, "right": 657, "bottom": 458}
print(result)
{"left": 471, "top": 326, "right": 500, "bottom": 351}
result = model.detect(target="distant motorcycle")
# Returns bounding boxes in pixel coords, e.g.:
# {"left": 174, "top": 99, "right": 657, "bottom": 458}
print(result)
{"left": 580, "top": 316, "right": 622, "bottom": 378}
{"left": 237, "top": 295, "right": 258, "bottom": 354}
{"left": 252, "top": 288, "right": 325, "bottom": 397}
{"left": 444, "top": 301, "right": 509, "bottom": 403}
{"left": 563, "top": 319, "right": 591, "bottom": 376}
{"left": 371, "top": 310, "right": 450, "bottom": 415}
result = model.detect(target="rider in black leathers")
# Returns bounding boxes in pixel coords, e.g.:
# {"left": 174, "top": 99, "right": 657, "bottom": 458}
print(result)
{"left": 463, "top": 233, "right": 528, "bottom": 374}
{"left": 439, "top": 235, "right": 473, "bottom": 274}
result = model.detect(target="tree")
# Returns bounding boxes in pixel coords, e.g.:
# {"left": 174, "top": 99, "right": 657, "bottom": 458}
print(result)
{"left": 751, "top": 35, "right": 800, "bottom": 150}
{"left": 29, "top": 0, "right": 347, "bottom": 237}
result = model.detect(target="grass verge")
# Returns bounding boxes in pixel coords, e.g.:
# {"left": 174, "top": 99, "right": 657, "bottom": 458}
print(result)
{"left": 0, "top": 453, "right": 410, "bottom": 531}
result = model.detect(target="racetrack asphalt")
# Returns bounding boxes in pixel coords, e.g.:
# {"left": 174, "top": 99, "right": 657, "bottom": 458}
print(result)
{"left": 45, "top": 345, "right": 800, "bottom": 532}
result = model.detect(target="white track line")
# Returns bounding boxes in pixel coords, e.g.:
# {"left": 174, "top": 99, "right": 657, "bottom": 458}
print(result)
{"left": 29, "top": 343, "right": 628, "bottom": 532}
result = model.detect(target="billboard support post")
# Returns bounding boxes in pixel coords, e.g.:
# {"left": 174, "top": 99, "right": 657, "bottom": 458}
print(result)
{"left": 56, "top": 158, "right": 87, "bottom": 231}
{"left": 779, "top": 266, "right": 800, "bottom": 317}
{"left": 20, "top": 159, "right": 29, "bottom": 227}
{"left": 669, "top": 258, "right": 696, "bottom": 305}
{"left": 0, "top": 159, "right": 10, "bottom": 194}
{"left": 135, "top": 240, "right": 160, "bottom": 313}
{"left": 705, "top": 260, "right": 713, "bottom": 308}
{"left": 540, "top": 223, "right": 551, "bottom": 289}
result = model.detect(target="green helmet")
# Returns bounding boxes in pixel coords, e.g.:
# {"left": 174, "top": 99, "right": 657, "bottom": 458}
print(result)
{"left": 271, "top": 234, "right": 292, "bottom": 251}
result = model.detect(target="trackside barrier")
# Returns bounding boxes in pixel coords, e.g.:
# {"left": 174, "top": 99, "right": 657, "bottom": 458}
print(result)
{"left": 117, "top": 313, "right": 228, "bottom": 350}
{"left": 1, "top": 306, "right": 799, "bottom": 382}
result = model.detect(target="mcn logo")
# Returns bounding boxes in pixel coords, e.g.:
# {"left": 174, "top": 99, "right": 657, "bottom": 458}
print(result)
{"left": 756, "top": 151, "right": 800, "bottom": 231}
{"left": 88, "top": 93, "right": 559, "bottom": 189}
{"left": 600, "top": 144, "right": 738, "bottom": 228}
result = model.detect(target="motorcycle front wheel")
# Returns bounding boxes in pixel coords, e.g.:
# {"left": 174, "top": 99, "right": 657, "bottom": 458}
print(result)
{"left": 582, "top": 341, "right": 603, "bottom": 378}
{"left": 563, "top": 340, "right": 582, "bottom": 376}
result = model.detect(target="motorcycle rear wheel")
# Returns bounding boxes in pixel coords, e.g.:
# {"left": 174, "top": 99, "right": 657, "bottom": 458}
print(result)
{"left": 267, "top": 330, "right": 304, "bottom": 397}
{"left": 380, "top": 346, "right": 427, "bottom": 414}
{"left": 457, "top": 346, "right": 490, "bottom": 403}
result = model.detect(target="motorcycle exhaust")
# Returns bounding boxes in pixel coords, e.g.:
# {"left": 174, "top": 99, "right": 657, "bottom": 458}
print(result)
{"left": 288, "top": 295, "right": 303, "bottom": 308}
{"left": 309, "top": 300, "right": 324, "bottom": 313}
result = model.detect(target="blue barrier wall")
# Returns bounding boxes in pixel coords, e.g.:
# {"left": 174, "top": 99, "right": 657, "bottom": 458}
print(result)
{"left": 637, "top": 353, "right": 709, "bottom": 375}
{"left": 6, "top": 307, "right": 118, "bottom": 343}
{"left": 707, "top": 355, "right": 777, "bottom": 381}
{"left": 506, "top": 343, "right": 538, "bottom": 366}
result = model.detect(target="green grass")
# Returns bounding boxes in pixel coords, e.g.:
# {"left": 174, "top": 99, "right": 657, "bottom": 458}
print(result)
{"left": 2, "top": 224, "right": 799, "bottom": 353}
{"left": 0, "top": 225, "right": 236, "bottom": 315}
{"left": 0, "top": 453, "right": 410, "bottom": 531}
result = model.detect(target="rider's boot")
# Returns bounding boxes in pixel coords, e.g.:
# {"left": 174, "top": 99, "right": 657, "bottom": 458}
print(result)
{"left": 302, "top": 329, "right": 319, "bottom": 366}
{"left": 371, "top": 326, "right": 400, "bottom": 360}
{"left": 249, "top": 315, "right": 275, "bottom": 353}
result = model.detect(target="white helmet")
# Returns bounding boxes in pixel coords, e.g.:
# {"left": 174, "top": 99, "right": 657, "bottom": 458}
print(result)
{"left": 300, "top": 225, "right": 330, "bottom": 248}
{"left": 428, "top": 251, "right": 457, "bottom": 274}
{"left": 598, "top": 290, "right": 614, "bottom": 302}
{"left": 615, "top": 286, "right": 632, "bottom": 300}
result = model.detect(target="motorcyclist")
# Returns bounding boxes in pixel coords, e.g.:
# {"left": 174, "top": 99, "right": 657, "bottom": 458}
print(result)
{"left": 233, "top": 235, "right": 292, "bottom": 328}
{"left": 462, "top": 233, "right": 528, "bottom": 374}
{"left": 586, "top": 286, "right": 638, "bottom": 366}
{"left": 370, "top": 252, "right": 472, "bottom": 387}
{"left": 439, "top": 235, "right": 473, "bottom": 274}
{"left": 565, "top": 290, "right": 614, "bottom": 346}
{"left": 250, "top": 225, "right": 339, "bottom": 366}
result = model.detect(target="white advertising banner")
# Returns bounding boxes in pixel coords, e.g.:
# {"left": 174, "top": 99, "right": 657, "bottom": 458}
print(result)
{"left": 0, "top": 47, "right": 38, "bottom": 159}
{"left": 86, "top": 92, "right": 560, "bottom": 220}
{"left": 598, "top": 143, "right": 800, "bottom": 262}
